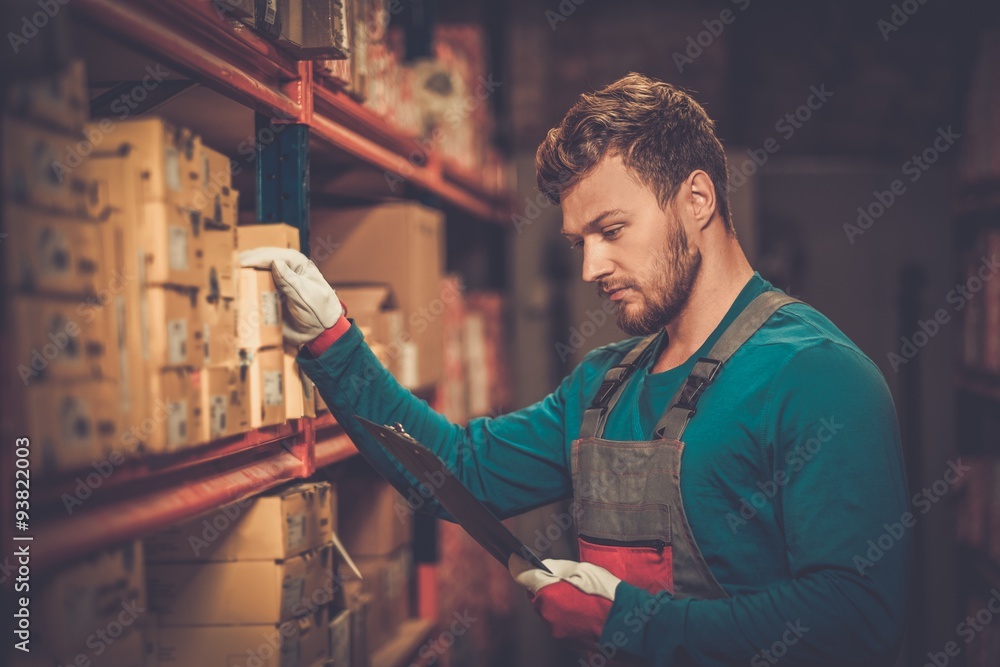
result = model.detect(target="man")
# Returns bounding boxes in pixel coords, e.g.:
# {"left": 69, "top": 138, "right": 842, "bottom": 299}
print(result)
{"left": 242, "top": 73, "right": 910, "bottom": 666}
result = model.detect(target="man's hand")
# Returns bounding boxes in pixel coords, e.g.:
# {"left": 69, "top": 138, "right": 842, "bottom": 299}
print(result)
{"left": 509, "top": 555, "right": 621, "bottom": 644}
{"left": 240, "top": 247, "right": 343, "bottom": 345}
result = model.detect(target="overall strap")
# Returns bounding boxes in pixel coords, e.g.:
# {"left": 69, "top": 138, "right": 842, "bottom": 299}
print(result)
{"left": 654, "top": 291, "right": 802, "bottom": 441}
{"left": 579, "top": 332, "right": 661, "bottom": 439}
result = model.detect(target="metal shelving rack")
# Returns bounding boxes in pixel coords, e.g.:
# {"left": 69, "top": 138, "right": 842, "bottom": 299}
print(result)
{"left": 13, "top": 0, "right": 509, "bottom": 579}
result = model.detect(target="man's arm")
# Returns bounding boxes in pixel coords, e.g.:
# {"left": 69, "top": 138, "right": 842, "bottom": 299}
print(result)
{"left": 601, "top": 342, "right": 911, "bottom": 666}
{"left": 297, "top": 314, "right": 576, "bottom": 521}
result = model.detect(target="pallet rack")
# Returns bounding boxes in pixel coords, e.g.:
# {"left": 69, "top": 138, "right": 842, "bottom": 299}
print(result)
{"left": 2, "top": 1, "right": 509, "bottom": 664}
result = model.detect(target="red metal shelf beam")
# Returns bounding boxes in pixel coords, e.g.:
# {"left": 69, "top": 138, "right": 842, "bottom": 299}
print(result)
{"left": 32, "top": 442, "right": 308, "bottom": 572}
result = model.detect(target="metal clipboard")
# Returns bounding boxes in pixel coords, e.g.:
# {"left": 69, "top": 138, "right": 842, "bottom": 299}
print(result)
{"left": 356, "top": 417, "right": 552, "bottom": 574}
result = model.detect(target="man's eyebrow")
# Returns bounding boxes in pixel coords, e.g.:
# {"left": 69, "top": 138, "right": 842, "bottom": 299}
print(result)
{"left": 560, "top": 209, "right": 626, "bottom": 237}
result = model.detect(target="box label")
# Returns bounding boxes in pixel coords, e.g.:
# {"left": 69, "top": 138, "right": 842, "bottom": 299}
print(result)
{"left": 261, "top": 290, "right": 281, "bottom": 326}
{"left": 167, "top": 319, "right": 188, "bottom": 364}
{"left": 280, "top": 575, "right": 305, "bottom": 617}
{"left": 168, "top": 225, "right": 189, "bottom": 270}
{"left": 286, "top": 513, "right": 306, "bottom": 550}
{"left": 37, "top": 226, "right": 70, "bottom": 276}
{"left": 165, "top": 146, "right": 181, "bottom": 192}
{"left": 210, "top": 394, "right": 227, "bottom": 437}
{"left": 279, "top": 636, "right": 299, "bottom": 667}
{"left": 263, "top": 370, "right": 283, "bottom": 406}
{"left": 167, "top": 400, "right": 188, "bottom": 449}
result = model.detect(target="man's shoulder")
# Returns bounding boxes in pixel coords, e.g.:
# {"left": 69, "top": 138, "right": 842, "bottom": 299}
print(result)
{"left": 746, "top": 297, "right": 886, "bottom": 386}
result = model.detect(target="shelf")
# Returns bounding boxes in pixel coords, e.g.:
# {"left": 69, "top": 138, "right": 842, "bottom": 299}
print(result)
{"left": 372, "top": 618, "right": 437, "bottom": 667}
{"left": 72, "top": 0, "right": 510, "bottom": 224}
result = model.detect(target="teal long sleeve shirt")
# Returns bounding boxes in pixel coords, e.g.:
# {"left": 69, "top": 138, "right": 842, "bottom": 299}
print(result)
{"left": 296, "top": 273, "right": 911, "bottom": 666}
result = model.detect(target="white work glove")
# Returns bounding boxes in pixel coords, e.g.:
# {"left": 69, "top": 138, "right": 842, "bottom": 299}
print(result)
{"left": 509, "top": 556, "right": 621, "bottom": 600}
{"left": 239, "top": 247, "right": 343, "bottom": 346}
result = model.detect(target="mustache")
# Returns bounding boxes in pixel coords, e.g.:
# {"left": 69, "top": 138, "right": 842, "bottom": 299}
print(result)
{"left": 597, "top": 282, "right": 637, "bottom": 298}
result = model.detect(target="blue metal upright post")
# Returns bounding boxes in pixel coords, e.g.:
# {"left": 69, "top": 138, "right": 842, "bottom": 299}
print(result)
{"left": 255, "top": 112, "right": 311, "bottom": 257}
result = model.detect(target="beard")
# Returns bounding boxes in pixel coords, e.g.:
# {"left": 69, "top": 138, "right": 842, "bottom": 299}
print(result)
{"left": 601, "top": 222, "right": 702, "bottom": 336}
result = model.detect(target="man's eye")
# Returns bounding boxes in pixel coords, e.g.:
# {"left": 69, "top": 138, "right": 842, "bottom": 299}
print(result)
{"left": 568, "top": 239, "right": 583, "bottom": 250}
{"left": 603, "top": 226, "right": 623, "bottom": 240}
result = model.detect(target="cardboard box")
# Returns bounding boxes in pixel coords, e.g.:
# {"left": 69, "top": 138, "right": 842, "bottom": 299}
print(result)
{"left": 349, "top": 594, "right": 372, "bottom": 667}
{"left": 157, "top": 607, "right": 329, "bottom": 667}
{"left": 283, "top": 345, "right": 309, "bottom": 421}
{"left": 1, "top": 117, "right": 101, "bottom": 217}
{"left": 148, "top": 544, "right": 333, "bottom": 626}
{"left": 339, "top": 546, "right": 411, "bottom": 651}
{"left": 201, "top": 295, "right": 239, "bottom": 367}
{"left": 237, "top": 221, "right": 302, "bottom": 252}
{"left": 145, "top": 481, "right": 334, "bottom": 562}
{"left": 3, "top": 204, "right": 102, "bottom": 295}
{"left": 141, "top": 200, "right": 205, "bottom": 288}
{"left": 5, "top": 60, "right": 89, "bottom": 132}
{"left": 238, "top": 268, "right": 284, "bottom": 350}
{"left": 311, "top": 203, "right": 445, "bottom": 389}
{"left": 98, "top": 118, "right": 201, "bottom": 206}
{"left": 337, "top": 471, "right": 412, "bottom": 557}
{"left": 328, "top": 609, "right": 351, "bottom": 667}
{"left": 277, "top": 0, "right": 350, "bottom": 58}
{"left": 204, "top": 226, "right": 238, "bottom": 300}
{"left": 145, "top": 285, "right": 204, "bottom": 368}
{"left": 88, "top": 153, "right": 150, "bottom": 439}
{"left": 247, "top": 346, "right": 286, "bottom": 428}
{"left": 16, "top": 626, "right": 150, "bottom": 667}
{"left": 36, "top": 541, "right": 146, "bottom": 660}
{"left": 194, "top": 144, "right": 234, "bottom": 223}
{"left": 145, "top": 368, "right": 204, "bottom": 454}
{"left": 25, "top": 379, "right": 120, "bottom": 475}
{"left": 12, "top": 295, "right": 109, "bottom": 381}
{"left": 199, "top": 364, "right": 251, "bottom": 441}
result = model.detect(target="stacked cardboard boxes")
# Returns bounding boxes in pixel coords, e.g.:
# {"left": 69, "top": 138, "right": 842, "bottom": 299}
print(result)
{"left": 311, "top": 202, "right": 446, "bottom": 390}
{"left": 11, "top": 541, "right": 151, "bottom": 667}
{"left": 146, "top": 481, "right": 337, "bottom": 667}
{"left": 335, "top": 462, "right": 414, "bottom": 659}
{"left": 2, "top": 62, "right": 124, "bottom": 475}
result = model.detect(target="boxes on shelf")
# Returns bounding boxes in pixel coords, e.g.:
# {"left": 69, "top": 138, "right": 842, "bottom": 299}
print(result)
{"left": 98, "top": 118, "right": 201, "bottom": 208}
{"left": 145, "top": 285, "right": 204, "bottom": 369}
{"left": 141, "top": 200, "right": 206, "bottom": 288}
{"left": 195, "top": 144, "right": 234, "bottom": 224}
{"left": 148, "top": 544, "right": 334, "bottom": 625}
{"left": 336, "top": 465, "right": 412, "bottom": 557}
{"left": 201, "top": 294, "right": 239, "bottom": 367}
{"left": 199, "top": 364, "right": 251, "bottom": 441}
{"left": 11, "top": 294, "right": 110, "bottom": 381}
{"left": 3, "top": 204, "right": 103, "bottom": 295}
{"left": 156, "top": 607, "right": 329, "bottom": 667}
{"left": 338, "top": 545, "right": 412, "bottom": 653}
{"left": 238, "top": 268, "right": 284, "bottom": 350}
{"left": 237, "top": 220, "right": 302, "bottom": 252}
{"left": 145, "top": 367, "right": 204, "bottom": 454}
{"left": 311, "top": 202, "right": 445, "bottom": 389}
{"left": 276, "top": 0, "right": 350, "bottom": 59}
{"left": 1, "top": 117, "right": 102, "bottom": 217}
{"left": 4, "top": 60, "right": 89, "bottom": 132}
{"left": 25, "top": 379, "right": 120, "bottom": 475}
{"left": 36, "top": 541, "right": 146, "bottom": 661}
{"left": 145, "top": 481, "right": 334, "bottom": 562}
{"left": 247, "top": 345, "right": 286, "bottom": 428}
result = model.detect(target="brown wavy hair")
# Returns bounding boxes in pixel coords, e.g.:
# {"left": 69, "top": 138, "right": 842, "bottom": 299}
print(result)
{"left": 536, "top": 72, "right": 733, "bottom": 232}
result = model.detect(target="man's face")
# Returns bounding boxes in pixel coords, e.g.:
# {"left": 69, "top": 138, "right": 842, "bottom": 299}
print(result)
{"left": 560, "top": 155, "right": 702, "bottom": 335}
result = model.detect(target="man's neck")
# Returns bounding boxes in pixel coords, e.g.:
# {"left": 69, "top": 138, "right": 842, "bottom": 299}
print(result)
{"left": 652, "top": 244, "right": 754, "bottom": 374}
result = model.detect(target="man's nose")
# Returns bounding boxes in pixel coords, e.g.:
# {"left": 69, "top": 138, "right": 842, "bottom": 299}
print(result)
{"left": 581, "top": 242, "right": 613, "bottom": 283}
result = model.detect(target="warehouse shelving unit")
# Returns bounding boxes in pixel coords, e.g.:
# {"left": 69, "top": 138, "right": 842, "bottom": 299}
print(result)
{"left": 2, "top": 4, "right": 510, "bottom": 665}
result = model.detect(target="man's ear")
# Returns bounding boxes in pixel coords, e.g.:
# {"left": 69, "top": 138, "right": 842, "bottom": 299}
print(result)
{"left": 686, "top": 170, "right": 717, "bottom": 232}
